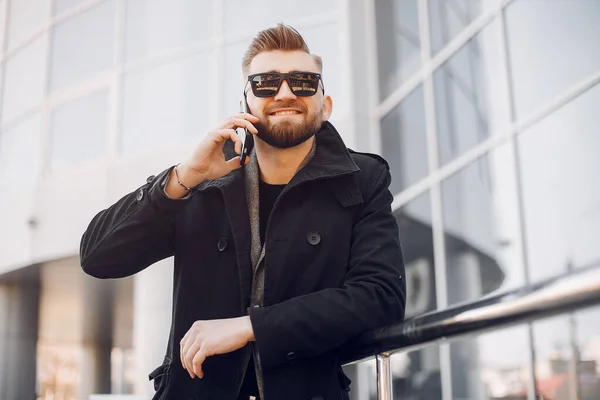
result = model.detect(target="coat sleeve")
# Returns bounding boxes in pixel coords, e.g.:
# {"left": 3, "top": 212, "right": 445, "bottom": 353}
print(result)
{"left": 80, "top": 167, "right": 190, "bottom": 279}
{"left": 249, "top": 162, "right": 406, "bottom": 370}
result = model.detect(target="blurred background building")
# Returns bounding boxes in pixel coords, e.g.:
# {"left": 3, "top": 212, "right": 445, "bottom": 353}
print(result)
{"left": 0, "top": 0, "right": 598, "bottom": 399}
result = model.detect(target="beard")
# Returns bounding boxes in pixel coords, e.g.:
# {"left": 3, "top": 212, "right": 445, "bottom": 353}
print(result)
{"left": 255, "top": 102, "right": 324, "bottom": 149}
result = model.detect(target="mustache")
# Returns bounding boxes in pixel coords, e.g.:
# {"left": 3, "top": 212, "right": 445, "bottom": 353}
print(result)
{"left": 264, "top": 101, "right": 307, "bottom": 114}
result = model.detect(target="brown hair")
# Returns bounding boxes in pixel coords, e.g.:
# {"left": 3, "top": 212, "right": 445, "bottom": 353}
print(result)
{"left": 242, "top": 23, "right": 323, "bottom": 75}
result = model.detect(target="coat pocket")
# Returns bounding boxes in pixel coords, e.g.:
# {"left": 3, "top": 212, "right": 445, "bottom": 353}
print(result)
{"left": 149, "top": 355, "right": 172, "bottom": 400}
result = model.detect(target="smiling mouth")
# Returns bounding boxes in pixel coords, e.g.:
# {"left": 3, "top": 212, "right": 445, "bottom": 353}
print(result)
{"left": 270, "top": 110, "right": 302, "bottom": 116}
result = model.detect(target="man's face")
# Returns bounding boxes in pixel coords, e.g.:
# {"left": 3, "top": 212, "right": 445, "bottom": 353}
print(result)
{"left": 245, "top": 50, "right": 332, "bottom": 149}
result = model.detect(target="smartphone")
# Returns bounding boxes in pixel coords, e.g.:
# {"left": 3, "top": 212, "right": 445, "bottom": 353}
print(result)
{"left": 239, "top": 96, "right": 254, "bottom": 166}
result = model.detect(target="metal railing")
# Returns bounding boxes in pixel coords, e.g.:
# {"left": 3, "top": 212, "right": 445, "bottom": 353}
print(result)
{"left": 339, "top": 263, "right": 600, "bottom": 400}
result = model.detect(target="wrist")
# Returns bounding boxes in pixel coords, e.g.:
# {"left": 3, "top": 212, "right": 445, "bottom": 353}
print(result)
{"left": 242, "top": 316, "right": 255, "bottom": 342}
{"left": 175, "top": 162, "right": 205, "bottom": 189}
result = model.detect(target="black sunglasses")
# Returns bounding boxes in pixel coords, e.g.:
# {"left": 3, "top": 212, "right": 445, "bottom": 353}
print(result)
{"left": 246, "top": 71, "right": 324, "bottom": 98}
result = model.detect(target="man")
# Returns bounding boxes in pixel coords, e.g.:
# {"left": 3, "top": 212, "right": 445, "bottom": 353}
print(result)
{"left": 80, "top": 24, "right": 406, "bottom": 400}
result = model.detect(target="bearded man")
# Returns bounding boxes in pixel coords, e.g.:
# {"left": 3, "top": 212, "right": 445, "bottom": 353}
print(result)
{"left": 80, "top": 23, "right": 406, "bottom": 400}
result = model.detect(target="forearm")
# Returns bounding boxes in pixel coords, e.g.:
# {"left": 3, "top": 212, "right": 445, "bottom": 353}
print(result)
{"left": 80, "top": 167, "right": 188, "bottom": 278}
{"left": 164, "top": 163, "right": 204, "bottom": 199}
{"left": 250, "top": 256, "right": 405, "bottom": 369}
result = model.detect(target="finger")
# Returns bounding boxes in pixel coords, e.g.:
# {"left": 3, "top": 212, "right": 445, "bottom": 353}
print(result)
{"left": 210, "top": 129, "right": 243, "bottom": 148}
{"left": 239, "top": 112, "right": 260, "bottom": 123}
{"left": 180, "top": 334, "right": 189, "bottom": 372}
{"left": 219, "top": 117, "right": 258, "bottom": 134}
{"left": 184, "top": 340, "right": 203, "bottom": 379}
{"left": 192, "top": 349, "right": 208, "bottom": 379}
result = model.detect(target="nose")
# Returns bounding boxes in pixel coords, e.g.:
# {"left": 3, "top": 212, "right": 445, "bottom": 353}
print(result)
{"left": 274, "top": 79, "right": 297, "bottom": 101}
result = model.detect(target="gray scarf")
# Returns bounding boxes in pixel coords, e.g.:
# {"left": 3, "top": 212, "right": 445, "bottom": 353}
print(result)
{"left": 243, "top": 138, "right": 317, "bottom": 399}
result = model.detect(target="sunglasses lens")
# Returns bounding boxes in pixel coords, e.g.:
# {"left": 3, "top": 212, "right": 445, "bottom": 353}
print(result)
{"left": 288, "top": 72, "right": 320, "bottom": 96}
{"left": 250, "top": 74, "right": 281, "bottom": 97}
{"left": 249, "top": 72, "right": 321, "bottom": 97}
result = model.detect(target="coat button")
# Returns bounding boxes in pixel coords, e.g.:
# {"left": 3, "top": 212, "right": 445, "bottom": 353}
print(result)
{"left": 217, "top": 238, "right": 228, "bottom": 252}
{"left": 146, "top": 175, "right": 156, "bottom": 183}
{"left": 307, "top": 231, "right": 321, "bottom": 245}
{"left": 286, "top": 351, "right": 296, "bottom": 360}
{"left": 136, "top": 189, "right": 144, "bottom": 201}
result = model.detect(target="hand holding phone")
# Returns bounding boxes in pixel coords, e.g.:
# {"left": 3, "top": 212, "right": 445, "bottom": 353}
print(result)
{"left": 239, "top": 96, "right": 255, "bottom": 166}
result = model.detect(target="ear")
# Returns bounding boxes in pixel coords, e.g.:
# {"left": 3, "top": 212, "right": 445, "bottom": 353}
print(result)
{"left": 322, "top": 95, "right": 333, "bottom": 121}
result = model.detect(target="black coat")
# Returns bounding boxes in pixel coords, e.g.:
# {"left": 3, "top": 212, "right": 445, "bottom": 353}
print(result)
{"left": 80, "top": 122, "right": 406, "bottom": 400}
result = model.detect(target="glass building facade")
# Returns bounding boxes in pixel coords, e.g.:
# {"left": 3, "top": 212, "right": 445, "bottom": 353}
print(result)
{"left": 0, "top": 0, "right": 599, "bottom": 399}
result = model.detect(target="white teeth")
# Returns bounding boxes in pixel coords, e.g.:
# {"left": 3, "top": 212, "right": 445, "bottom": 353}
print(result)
{"left": 272, "top": 111, "right": 299, "bottom": 116}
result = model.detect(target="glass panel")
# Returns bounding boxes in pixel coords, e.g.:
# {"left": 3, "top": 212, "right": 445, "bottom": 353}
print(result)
{"left": 452, "top": 325, "right": 531, "bottom": 400}
{"left": 0, "top": 114, "right": 42, "bottom": 268}
{"left": 442, "top": 143, "right": 523, "bottom": 306}
{"left": 532, "top": 315, "right": 578, "bottom": 399}
{"left": 223, "top": 41, "right": 246, "bottom": 118}
{"left": 389, "top": 345, "right": 442, "bottom": 400}
{"left": 434, "top": 19, "right": 509, "bottom": 165}
{"left": 375, "top": 0, "right": 421, "bottom": 101}
{"left": 519, "top": 83, "right": 600, "bottom": 283}
{"left": 428, "top": 0, "right": 496, "bottom": 55}
{"left": 53, "top": 0, "right": 85, "bottom": 15}
{"left": 0, "top": 113, "right": 42, "bottom": 187}
{"left": 506, "top": 0, "right": 600, "bottom": 118}
{"left": 50, "top": 0, "right": 115, "bottom": 92}
{"left": 121, "top": 51, "right": 212, "bottom": 157}
{"left": 391, "top": 192, "right": 440, "bottom": 399}
{"left": 223, "top": 0, "right": 339, "bottom": 37}
{"left": 50, "top": 89, "right": 109, "bottom": 171}
{"left": 574, "top": 306, "right": 600, "bottom": 398}
{"left": 2, "top": 37, "right": 46, "bottom": 124}
{"left": 0, "top": 3, "right": 6, "bottom": 56}
{"left": 124, "top": 0, "right": 214, "bottom": 63}
{"left": 380, "top": 85, "right": 428, "bottom": 195}
{"left": 6, "top": 0, "right": 48, "bottom": 51}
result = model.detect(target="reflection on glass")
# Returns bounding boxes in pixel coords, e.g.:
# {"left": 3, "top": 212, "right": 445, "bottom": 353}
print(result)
{"left": 390, "top": 192, "right": 441, "bottom": 399}
{"left": 395, "top": 192, "right": 435, "bottom": 317}
{"left": 380, "top": 85, "right": 428, "bottom": 195}
{"left": 505, "top": 0, "right": 600, "bottom": 118}
{"left": 442, "top": 143, "right": 523, "bottom": 306}
{"left": 375, "top": 0, "right": 421, "bottom": 101}
{"left": 2, "top": 37, "right": 46, "bottom": 124}
{"left": 452, "top": 325, "right": 531, "bottom": 400}
{"left": 6, "top": 0, "right": 47, "bottom": 51}
{"left": 223, "top": 0, "right": 339, "bottom": 37}
{"left": 434, "top": 19, "right": 509, "bottom": 165}
{"left": 387, "top": 345, "right": 442, "bottom": 400}
{"left": 574, "top": 307, "right": 600, "bottom": 398}
{"left": 50, "top": 0, "right": 115, "bottom": 92}
{"left": 124, "top": 0, "right": 214, "bottom": 63}
{"left": 519, "top": 83, "right": 600, "bottom": 283}
{"left": 532, "top": 316, "right": 581, "bottom": 400}
{"left": 50, "top": 89, "right": 108, "bottom": 171}
{"left": 428, "top": 0, "right": 496, "bottom": 55}
{"left": 121, "top": 52, "right": 212, "bottom": 156}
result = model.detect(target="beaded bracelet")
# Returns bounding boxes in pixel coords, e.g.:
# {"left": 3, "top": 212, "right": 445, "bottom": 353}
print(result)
{"left": 174, "top": 164, "right": 192, "bottom": 191}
